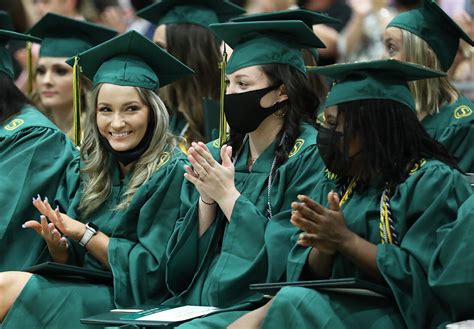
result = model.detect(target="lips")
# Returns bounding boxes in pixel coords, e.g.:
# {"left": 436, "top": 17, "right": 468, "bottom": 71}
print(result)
{"left": 41, "top": 91, "right": 58, "bottom": 97}
{"left": 109, "top": 131, "right": 132, "bottom": 139}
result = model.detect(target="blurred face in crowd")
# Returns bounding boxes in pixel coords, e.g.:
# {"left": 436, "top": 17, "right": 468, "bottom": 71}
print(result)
{"left": 383, "top": 27, "right": 405, "bottom": 61}
{"left": 35, "top": 57, "right": 74, "bottom": 110}
{"left": 96, "top": 84, "right": 150, "bottom": 152}
{"left": 33, "top": 0, "right": 78, "bottom": 18}
{"left": 153, "top": 25, "right": 167, "bottom": 50}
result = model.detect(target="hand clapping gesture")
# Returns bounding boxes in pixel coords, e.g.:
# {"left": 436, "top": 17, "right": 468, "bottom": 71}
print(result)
{"left": 290, "top": 192, "right": 354, "bottom": 255}
{"left": 23, "top": 195, "right": 86, "bottom": 263}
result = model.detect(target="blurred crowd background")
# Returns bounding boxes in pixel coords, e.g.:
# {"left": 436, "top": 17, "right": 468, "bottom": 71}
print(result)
{"left": 1, "top": 0, "right": 472, "bottom": 98}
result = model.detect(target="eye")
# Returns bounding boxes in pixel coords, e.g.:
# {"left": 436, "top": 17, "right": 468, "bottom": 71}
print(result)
{"left": 54, "top": 67, "right": 69, "bottom": 76}
{"left": 238, "top": 80, "right": 248, "bottom": 88}
{"left": 224, "top": 79, "right": 230, "bottom": 86}
{"left": 36, "top": 66, "right": 46, "bottom": 75}
{"left": 125, "top": 106, "right": 139, "bottom": 112}
{"left": 98, "top": 106, "right": 112, "bottom": 112}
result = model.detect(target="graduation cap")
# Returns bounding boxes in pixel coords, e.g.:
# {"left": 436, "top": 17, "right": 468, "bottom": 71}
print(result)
{"left": 0, "top": 29, "right": 41, "bottom": 79}
{"left": 308, "top": 59, "right": 446, "bottom": 111}
{"left": 0, "top": 10, "right": 14, "bottom": 31}
{"left": 387, "top": 0, "right": 474, "bottom": 71}
{"left": 65, "top": 30, "right": 194, "bottom": 146}
{"left": 27, "top": 13, "right": 118, "bottom": 58}
{"left": 230, "top": 9, "right": 338, "bottom": 65}
{"left": 137, "top": 0, "right": 245, "bottom": 29}
{"left": 209, "top": 20, "right": 326, "bottom": 74}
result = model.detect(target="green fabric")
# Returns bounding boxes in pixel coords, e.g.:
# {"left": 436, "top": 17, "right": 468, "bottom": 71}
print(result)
{"left": 209, "top": 20, "right": 325, "bottom": 74}
{"left": 309, "top": 59, "right": 446, "bottom": 111}
{"left": 429, "top": 194, "right": 474, "bottom": 323}
{"left": 262, "top": 287, "right": 405, "bottom": 329}
{"left": 163, "top": 123, "right": 325, "bottom": 326}
{"left": 169, "top": 110, "right": 188, "bottom": 137}
{"left": 2, "top": 152, "right": 187, "bottom": 328}
{"left": 137, "top": 0, "right": 245, "bottom": 29}
{"left": 27, "top": 12, "right": 117, "bottom": 58}
{"left": 422, "top": 95, "right": 474, "bottom": 173}
{"left": 67, "top": 30, "right": 193, "bottom": 90}
{"left": 387, "top": 0, "right": 473, "bottom": 71}
{"left": 0, "top": 10, "right": 13, "bottom": 30}
{"left": 0, "top": 106, "right": 79, "bottom": 271}
{"left": 0, "top": 29, "right": 40, "bottom": 79}
{"left": 280, "top": 160, "right": 471, "bottom": 328}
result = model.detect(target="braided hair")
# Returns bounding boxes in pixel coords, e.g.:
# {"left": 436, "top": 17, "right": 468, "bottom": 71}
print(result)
{"left": 336, "top": 99, "right": 461, "bottom": 187}
{"left": 227, "top": 64, "right": 320, "bottom": 173}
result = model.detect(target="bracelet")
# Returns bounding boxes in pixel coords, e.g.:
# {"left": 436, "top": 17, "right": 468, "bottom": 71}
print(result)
{"left": 200, "top": 196, "right": 216, "bottom": 206}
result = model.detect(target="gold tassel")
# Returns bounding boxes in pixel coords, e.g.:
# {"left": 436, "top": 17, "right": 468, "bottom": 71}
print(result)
{"left": 26, "top": 41, "right": 33, "bottom": 96}
{"left": 72, "top": 56, "right": 81, "bottom": 147}
{"left": 218, "top": 45, "right": 228, "bottom": 147}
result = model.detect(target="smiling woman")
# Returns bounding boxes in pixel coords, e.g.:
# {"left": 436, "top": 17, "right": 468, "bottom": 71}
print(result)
{"left": 0, "top": 30, "right": 194, "bottom": 328}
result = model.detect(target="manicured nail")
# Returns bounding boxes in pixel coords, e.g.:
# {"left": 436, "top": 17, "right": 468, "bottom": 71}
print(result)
{"left": 22, "top": 224, "right": 26, "bottom": 228}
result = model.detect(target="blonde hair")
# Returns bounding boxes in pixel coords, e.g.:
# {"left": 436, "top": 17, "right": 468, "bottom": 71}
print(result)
{"left": 400, "top": 29, "right": 460, "bottom": 115}
{"left": 79, "top": 84, "right": 177, "bottom": 216}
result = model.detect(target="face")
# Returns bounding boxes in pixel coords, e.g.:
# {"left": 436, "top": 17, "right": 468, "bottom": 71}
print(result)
{"left": 35, "top": 57, "right": 74, "bottom": 110}
{"left": 153, "top": 25, "right": 167, "bottom": 50}
{"left": 225, "top": 65, "right": 287, "bottom": 107}
{"left": 383, "top": 27, "right": 405, "bottom": 61}
{"left": 96, "top": 84, "right": 150, "bottom": 152}
{"left": 322, "top": 106, "right": 361, "bottom": 158}
{"left": 34, "top": 0, "right": 71, "bottom": 17}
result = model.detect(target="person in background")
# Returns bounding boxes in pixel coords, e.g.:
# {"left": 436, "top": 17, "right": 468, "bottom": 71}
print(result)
{"left": 27, "top": 13, "right": 117, "bottom": 141}
{"left": 0, "top": 28, "right": 78, "bottom": 272}
{"left": 384, "top": 0, "right": 474, "bottom": 172}
{"left": 137, "top": 0, "right": 245, "bottom": 149}
{"left": 228, "top": 59, "right": 471, "bottom": 329}
{"left": 33, "top": 0, "right": 84, "bottom": 19}
{"left": 0, "top": 30, "right": 193, "bottom": 328}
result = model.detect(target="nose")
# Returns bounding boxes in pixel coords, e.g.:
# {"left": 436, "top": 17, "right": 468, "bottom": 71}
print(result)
{"left": 110, "top": 113, "right": 126, "bottom": 130}
{"left": 40, "top": 69, "right": 53, "bottom": 86}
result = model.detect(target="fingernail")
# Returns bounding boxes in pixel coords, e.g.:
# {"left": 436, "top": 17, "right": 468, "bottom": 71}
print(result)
{"left": 37, "top": 194, "right": 41, "bottom": 200}
{"left": 55, "top": 206, "right": 59, "bottom": 211}
{"left": 45, "top": 196, "right": 48, "bottom": 202}
{"left": 32, "top": 197, "right": 36, "bottom": 202}
{"left": 40, "top": 215, "right": 45, "bottom": 220}
{"left": 22, "top": 224, "right": 26, "bottom": 228}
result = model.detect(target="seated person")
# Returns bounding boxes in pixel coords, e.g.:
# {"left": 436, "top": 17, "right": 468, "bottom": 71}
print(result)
{"left": 229, "top": 59, "right": 472, "bottom": 329}
{"left": 0, "top": 31, "right": 193, "bottom": 328}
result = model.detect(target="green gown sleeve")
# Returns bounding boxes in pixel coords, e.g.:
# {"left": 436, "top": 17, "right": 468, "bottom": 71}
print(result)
{"left": 107, "top": 155, "right": 187, "bottom": 307}
{"left": 376, "top": 163, "right": 472, "bottom": 328}
{"left": 0, "top": 126, "right": 78, "bottom": 271}
{"left": 429, "top": 194, "right": 474, "bottom": 322}
{"left": 166, "top": 140, "right": 325, "bottom": 307}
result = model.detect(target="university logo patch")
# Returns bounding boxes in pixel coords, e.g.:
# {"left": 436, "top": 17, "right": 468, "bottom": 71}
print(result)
{"left": 453, "top": 105, "right": 472, "bottom": 119}
{"left": 289, "top": 139, "right": 304, "bottom": 158}
{"left": 409, "top": 159, "right": 426, "bottom": 175}
{"left": 157, "top": 152, "right": 171, "bottom": 170}
{"left": 4, "top": 119, "right": 24, "bottom": 131}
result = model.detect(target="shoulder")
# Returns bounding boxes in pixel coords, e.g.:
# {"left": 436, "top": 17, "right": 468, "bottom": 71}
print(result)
{"left": 439, "top": 95, "right": 474, "bottom": 125}
{"left": 0, "top": 106, "right": 58, "bottom": 137}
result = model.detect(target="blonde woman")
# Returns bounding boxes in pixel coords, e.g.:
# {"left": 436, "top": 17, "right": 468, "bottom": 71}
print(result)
{"left": 27, "top": 12, "right": 116, "bottom": 141}
{"left": 0, "top": 31, "right": 193, "bottom": 328}
{"left": 383, "top": 0, "right": 474, "bottom": 172}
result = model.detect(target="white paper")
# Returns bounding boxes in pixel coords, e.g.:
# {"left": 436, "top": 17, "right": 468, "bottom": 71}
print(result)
{"left": 137, "top": 306, "right": 220, "bottom": 322}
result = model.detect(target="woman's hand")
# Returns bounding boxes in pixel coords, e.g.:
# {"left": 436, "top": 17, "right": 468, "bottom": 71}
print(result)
{"left": 290, "top": 192, "right": 355, "bottom": 255}
{"left": 30, "top": 195, "right": 86, "bottom": 242}
{"left": 184, "top": 142, "right": 239, "bottom": 205}
{"left": 23, "top": 213, "right": 69, "bottom": 263}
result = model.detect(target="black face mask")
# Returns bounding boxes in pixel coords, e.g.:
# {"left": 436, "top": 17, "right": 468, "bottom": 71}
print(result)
{"left": 316, "top": 124, "right": 352, "bottom": 176}
{"left": 99, "top": 114, "right": 156, "bottom": 166}
{"left": 224, "top": 85, "right": 288, "bottom": 134}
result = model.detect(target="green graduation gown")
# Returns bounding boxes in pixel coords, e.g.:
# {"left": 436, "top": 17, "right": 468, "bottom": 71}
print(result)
{"left": 2, "top": 151, "right": 186, "bottom": 328}
{"left": 429, "top": 194, "right": 474, "bottom": 325}
{"left": 163, "top": 123, "right": 325, "bottom": 328}
{"left": 422, "top": 95, "right": 474, "bottom": 173}
{"left": 0, "top": 106, "right": 78, "bottom": 272}
{"left": 261, "top": 160, "right": 471, "bottom": 329}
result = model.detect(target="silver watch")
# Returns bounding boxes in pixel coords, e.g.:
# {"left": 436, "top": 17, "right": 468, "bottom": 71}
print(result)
{"left": 79, "top": 222, "right": 99, "bottom": 247}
